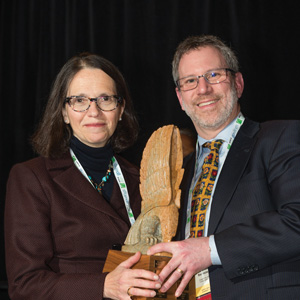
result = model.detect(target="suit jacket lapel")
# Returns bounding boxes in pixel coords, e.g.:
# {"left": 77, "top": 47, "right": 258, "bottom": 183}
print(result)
{"left": 208, "top": 119, "right": 260, "bottom": 235}
{"left": 46, "top": 153, "right": 129, "bottom": 224}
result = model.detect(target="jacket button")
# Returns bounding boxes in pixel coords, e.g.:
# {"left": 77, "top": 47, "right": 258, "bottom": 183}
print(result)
{"left": 238, "top": 267, "right": 245, "bottom": 275}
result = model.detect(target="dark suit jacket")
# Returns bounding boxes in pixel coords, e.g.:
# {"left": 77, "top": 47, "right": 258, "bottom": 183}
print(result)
{"left": 177, "top": 119, "right": 300, "bottom": 300}
{"left": 5, "top": 152, "right": 141, "bottom": 300}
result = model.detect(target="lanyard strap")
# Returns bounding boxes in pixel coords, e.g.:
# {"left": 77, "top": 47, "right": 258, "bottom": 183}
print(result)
{"left": 185, "top": 113, "right": 245, "bottom": 239}
{"left": 227, "top": 113, "right": 245, "bottom": 150}
{"left": 111, "top": 156, "right": 135, "bottom": 225}
{"left": 70, "top": 149, "right": 135, "bottom": 225}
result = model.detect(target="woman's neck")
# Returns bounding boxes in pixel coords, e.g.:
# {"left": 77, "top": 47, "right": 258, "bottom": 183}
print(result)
{"left": 70, "top": 136, "right": 114, "bottom": 173}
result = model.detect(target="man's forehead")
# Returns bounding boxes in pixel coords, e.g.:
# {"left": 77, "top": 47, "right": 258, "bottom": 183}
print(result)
{"left": 178, "top": 47, "right": 226, "bottom": 75}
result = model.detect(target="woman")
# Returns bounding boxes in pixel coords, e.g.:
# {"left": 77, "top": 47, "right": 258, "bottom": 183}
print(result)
{"left": 5, "top": 53, "right": 160, "bottom": 300}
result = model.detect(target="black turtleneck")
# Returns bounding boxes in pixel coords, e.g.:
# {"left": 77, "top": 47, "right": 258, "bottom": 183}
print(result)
{"left": 70, "top": 136, "right": 114, "bottom": 201}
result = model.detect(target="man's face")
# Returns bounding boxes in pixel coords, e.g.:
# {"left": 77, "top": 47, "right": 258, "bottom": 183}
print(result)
{"left": 176, "top": 47, "right": 244, "bottom": 136}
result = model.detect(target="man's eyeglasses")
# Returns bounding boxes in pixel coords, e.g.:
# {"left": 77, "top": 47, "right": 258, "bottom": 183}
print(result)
{"left": 64, "top": 95, "right": 123, "bottom": 112}
{"left": 176, "top": 68, "right": 235, "bottom": 91}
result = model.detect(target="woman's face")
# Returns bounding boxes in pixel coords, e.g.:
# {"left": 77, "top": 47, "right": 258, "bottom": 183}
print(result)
{"left": 62, "top": 68, "right": 124, "bottom": 148}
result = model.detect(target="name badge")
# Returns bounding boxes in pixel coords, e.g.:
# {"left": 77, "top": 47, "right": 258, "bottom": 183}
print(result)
{"left": 195, "top": 269, "right": 211, "bottom": 299}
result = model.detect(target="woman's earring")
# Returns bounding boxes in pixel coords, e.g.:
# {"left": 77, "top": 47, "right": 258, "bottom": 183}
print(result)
{"left": 119, "top": 117, "right": 122, "bottom": 121}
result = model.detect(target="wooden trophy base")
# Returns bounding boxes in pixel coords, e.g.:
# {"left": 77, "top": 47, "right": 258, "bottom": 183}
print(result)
{"left": 103, "top": 250, "right": 195, "bottom": 300}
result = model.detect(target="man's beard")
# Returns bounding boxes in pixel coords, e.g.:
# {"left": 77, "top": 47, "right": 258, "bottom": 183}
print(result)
{"left": 182, "top": 83, "right": 239, "bottom": 131}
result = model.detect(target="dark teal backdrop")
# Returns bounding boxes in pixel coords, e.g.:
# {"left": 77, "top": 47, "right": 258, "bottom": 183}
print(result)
{"left": 1, "top": 0, "right": 300, "bottom": 294}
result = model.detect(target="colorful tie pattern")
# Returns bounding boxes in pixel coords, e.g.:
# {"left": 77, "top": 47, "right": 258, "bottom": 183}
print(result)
{"left": 190, "top": 139, "right": 223, "bottom": 238}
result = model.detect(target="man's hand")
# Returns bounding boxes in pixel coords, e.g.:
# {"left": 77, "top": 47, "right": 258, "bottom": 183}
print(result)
{"left": 147, "top": 237, "right": 212, "bottom": 297}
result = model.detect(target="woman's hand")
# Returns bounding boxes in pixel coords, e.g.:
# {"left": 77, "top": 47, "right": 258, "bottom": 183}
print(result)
{"left": 103, "top": 252, "right": 161, "bottom": 300}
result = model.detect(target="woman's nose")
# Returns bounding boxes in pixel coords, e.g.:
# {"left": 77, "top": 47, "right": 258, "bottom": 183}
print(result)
{"left": 87, "top": 101, "right": 101, "bottom": 116}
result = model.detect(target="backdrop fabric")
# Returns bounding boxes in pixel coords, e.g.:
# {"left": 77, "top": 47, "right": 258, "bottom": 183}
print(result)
{"left": 1, "top": 0, "right": 299, "bottom": 282}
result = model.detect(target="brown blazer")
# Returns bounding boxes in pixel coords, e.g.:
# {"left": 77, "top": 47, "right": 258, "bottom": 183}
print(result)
{"left": 5, "top": 152, "right": 142, "bottom": 300}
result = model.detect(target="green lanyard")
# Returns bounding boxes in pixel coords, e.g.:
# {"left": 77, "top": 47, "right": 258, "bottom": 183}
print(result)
{"left": 70, "top": 149, "right": 136, "bottom": 225}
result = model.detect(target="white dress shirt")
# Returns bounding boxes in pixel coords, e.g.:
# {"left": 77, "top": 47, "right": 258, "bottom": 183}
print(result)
{"left": 185, "top": 113, "right": 244, "bottom": 265}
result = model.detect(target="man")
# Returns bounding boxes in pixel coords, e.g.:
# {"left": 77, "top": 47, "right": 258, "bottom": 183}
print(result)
{"left": 147, "top": 35, "right": 300, "bottom": 299}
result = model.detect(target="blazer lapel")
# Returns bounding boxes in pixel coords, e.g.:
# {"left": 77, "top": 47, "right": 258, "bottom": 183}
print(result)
{"left": 46, "top": 153, "right": 128, "bottom": 224}
{"left": 208, "top": 119, "right": 260, "bottom": 235}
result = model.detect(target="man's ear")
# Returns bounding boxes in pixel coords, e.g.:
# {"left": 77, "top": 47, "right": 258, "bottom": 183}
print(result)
{"left": 234, "top": 72, "right": 244, "bottom": 98}
{"left": 176, "top": 87, "right": 185, "bottom": 111}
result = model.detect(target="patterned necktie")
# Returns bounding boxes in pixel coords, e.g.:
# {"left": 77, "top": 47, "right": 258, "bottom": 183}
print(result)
{"left": 190, "top": 139, "right": 224, "bottom": 238}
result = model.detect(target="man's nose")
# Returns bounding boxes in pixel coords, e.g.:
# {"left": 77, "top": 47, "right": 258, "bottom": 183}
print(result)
{"left": 196, "top": 76, "right": 211, "bottom": 94}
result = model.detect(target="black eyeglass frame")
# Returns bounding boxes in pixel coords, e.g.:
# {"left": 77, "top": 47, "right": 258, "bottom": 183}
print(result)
{"left": 64, "top": 95, "right": 123, "bottom": 112}
{"left": 176, "top": 68, "right": 236, "bottom": 91}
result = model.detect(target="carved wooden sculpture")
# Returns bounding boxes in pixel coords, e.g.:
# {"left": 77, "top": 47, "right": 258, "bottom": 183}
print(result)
{"left": 122, "top": 125, "right": 184, "bottom": 255}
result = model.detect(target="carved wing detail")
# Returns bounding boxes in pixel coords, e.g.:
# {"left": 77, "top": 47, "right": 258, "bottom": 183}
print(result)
{"left": 122, "top": 125, "right": 184, "bottom": 254}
